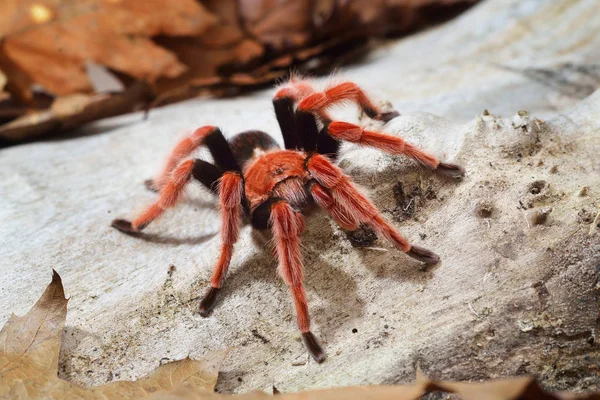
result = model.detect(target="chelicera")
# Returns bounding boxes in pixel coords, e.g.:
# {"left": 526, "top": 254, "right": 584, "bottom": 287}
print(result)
{"left": 112, "top": 78, "right": 465, "bottom": 363}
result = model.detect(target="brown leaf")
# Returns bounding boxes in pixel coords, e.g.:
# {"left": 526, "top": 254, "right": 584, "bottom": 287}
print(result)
{"left": 0, "top": 270, "right": 67, "bottom": 382}
{"left": 238, "top": 0, "right": 314, "bottom": 50}
{"left": 1, "top": 0, "right": 217, "bottom": 95}
{"left": 152, "top": 0, "right": 266, "bottom": 97}
{"left": 0, "top": 270, "right": 226, "bottom": 399}
{"left": 0, "top": 69, "right": 6, "bottom": 92}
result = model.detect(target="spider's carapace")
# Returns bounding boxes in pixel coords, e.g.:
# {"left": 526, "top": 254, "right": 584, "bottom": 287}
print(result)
{"left": 112, "top": 78, "right": 465, "bottom": 363}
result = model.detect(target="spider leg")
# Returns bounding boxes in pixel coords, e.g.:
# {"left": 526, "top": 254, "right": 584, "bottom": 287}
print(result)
{"left": 327, "top": 121, "right": 465, "bottom": 178}
{"left": 297, "top": 81, "right": 399, "bottom": 123}
{"left": 111, "top": 157, "right": 229, "bottom": 233}
{"left": 112, "top": 158, "right": 197, "bottom": 233}
{"left": 273, "top": 79, "right": 335, "bottom": 153}
{"left": 148, "top": 126, "right": 241, "bottom": 191}
{"left": 148, "top": 126, "right": 216, "bottom": 191}
{"left": 270, "top": 200, "right": 325, "bottom": 363}
{"left": 305, "top": 153, "right": 440, "bottom": 264}
{"left": 272, "top": 95, "right": 301, "bottom": 150}
{"left": 306, "top": 179, "right": 359, "bottom": 231}
{"left": 199, "top": 172, "right": 244, "bottom": 316}
{"left": 273, "top": 79, "right": 317, "bottom": 150}
{"left": 289, "top": 103, "right": 340, "bottom": 158}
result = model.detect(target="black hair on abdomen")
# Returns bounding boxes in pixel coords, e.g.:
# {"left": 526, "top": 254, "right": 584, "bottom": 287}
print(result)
{"left": 229, "top": 130, "right": 280, "bottom": 169}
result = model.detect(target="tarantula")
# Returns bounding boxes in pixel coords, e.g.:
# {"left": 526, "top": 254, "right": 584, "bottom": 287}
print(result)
{"left": 112, "top": 78, "right": 465, "bottom": 363}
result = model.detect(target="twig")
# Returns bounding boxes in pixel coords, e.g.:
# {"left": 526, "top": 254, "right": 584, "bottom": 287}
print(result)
{"left": 468, "top": 302, "right": 481, "bottom": 318}
{"left": 366, "top": 247, "right": 389, "bottom": 252}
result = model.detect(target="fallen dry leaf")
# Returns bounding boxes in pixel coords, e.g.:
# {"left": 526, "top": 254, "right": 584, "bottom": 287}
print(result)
{"left": 238, "top": 0, "right": 313, "bottom": 50}
{"left": 0, "top": 0, "right": 479, "bottom": 143}
{"left": 0, "top": 270, "right": 226, "bottom": 399}
{"left": 0, "top": 69, "right": 6, "bottom": 92}
{"left": 1, "top": 274, "right": 598, "bottom": 399}
{"left": 1, "top": 0, "right": 217, "bottom": 95}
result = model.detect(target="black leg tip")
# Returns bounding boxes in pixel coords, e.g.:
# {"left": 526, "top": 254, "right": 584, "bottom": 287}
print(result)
{"left": 111, "top": 219, "right": 138, "bottom": 234}
{"left": 302, "top": 332, "right": 326, "bottom": 363}
{"left": 407, "top": 245, "right": 440, "bottom": 265}
{"left": 199, "top": 287, "right": 220, "bottom": 317}
{"left": 374, "top": 110, "right": 400, "bottom": 123}
{"left": 437, "top": 162, "right": 465, "bottom": 179}
{"left": 144, "top": 179, "right": 159, "bottom": 192}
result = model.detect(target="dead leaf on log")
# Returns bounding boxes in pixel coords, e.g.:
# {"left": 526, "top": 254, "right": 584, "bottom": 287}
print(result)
{"left": 0, "top": 270, "right": 226, "bottom": 399}
{"left": 0, "top": 69, "right": 6, "bottom": 92}
{"left": 1, "top": 0, "right": 217, "bottom": 95}
{"left": 0, "top": 0, "right": 479, "bottom": 143}
{"left": 238, "top": 0, "right": 314, "bottom": 50}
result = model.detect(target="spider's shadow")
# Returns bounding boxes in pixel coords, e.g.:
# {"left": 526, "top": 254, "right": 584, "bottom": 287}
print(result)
{"left": 115, "top": 186, "right": 218, "bottom": 246}
{"left": 116, "top": 228, "right": 215, "bottom": 246}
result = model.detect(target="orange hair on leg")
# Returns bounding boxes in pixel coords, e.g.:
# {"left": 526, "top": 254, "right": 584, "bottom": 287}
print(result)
{"left": 328, "top": 121, "right": 440, "bottom": 169}
{"left": 306, "top": 154, "right": 439, "bottom": 263}
{"left": 210, "top": 172, "right": 244, "bottom": 288}
{"left": 131, "top": 159, "right": 195, "bottom": 231}
{"left": 274, "top": 78, "right": 333, "bottom": 122}
{"left": 270, "top": 202, "right": 309, "bottom": 331}
{"left": 297, "top": 81, "right": 397, "bottom": 121}
{"left": 274, "top": 79, "right": 316, "bottom": 101}
{"left": 269, "top": 200, "right": 325, "bottom": 362}
{"left": 154, "top": 126, "right": 216, "bottom": 189}
{"left": 198, "top": 172, "right": 244, "bottom": 317}
{"left": 308, "top": 180, "right": 359, "bottom": 231}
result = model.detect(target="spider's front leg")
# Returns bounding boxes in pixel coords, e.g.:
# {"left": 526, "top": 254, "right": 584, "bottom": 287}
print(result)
{"left": 112, "top": 158, "right": 198, "bottom": 233}
{"left": 306, "top": 153, "right": 440, "bottom": 264}
{"left": 198, "top": 171, "right": 245, "bottom": 317}
{"left": 270, "top": 200, "right": 326, "bottom": 363}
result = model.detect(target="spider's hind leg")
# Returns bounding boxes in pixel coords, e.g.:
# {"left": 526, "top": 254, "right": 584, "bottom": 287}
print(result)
{"left": 326, "top": 121, "right": 465, "bottom": 178}
{"left": 273, "top": 79, "right": 317, "bottom": 150}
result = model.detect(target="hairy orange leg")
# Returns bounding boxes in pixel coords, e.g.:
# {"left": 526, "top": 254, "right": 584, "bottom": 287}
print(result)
{"left": 148, "top": 125, "right": 217, "bottom": 191}
{"left": 199, "top": 172, "right": 245, "bottom": 316}
{"left": 270, "top": 201, "right": 325, "bottom": 363}
{"left": 307, "top": 180, "right": 358, "bottom": 231}
{"left": 297, "top": 81, "right": 399, "bottom": 122}
{"left": 306, "top": 154, "right": 439, "bottom": 264}
{"left": 112, "top": 158, "right": 196, "bottom": 233}
{"left": 274, "top": 79, "right": 332, "bottom": 121}
{"left": 328, "top": 121, "right": 465, "bottom": 178}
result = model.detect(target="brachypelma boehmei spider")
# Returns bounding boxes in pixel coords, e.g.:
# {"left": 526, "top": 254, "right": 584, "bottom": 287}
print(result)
{"left": 111, "top": 78, "right": 465, "bottom": 363}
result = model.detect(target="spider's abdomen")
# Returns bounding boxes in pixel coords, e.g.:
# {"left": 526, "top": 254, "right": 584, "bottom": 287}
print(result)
{"left": 229, "top": 130, "right": 280, "bottom": 170}
{"left": 244, "top": 150, "right": 309, "bottom": 209}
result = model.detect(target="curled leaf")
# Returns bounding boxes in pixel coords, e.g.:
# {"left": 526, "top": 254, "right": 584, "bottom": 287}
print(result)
{"left": 0, "top": 270, "right": 227, "bottom": 399}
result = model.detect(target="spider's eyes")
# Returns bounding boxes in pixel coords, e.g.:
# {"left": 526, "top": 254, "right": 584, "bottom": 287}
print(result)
{"left": 274, "top": 168, "right": 284, "bottom": 175}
